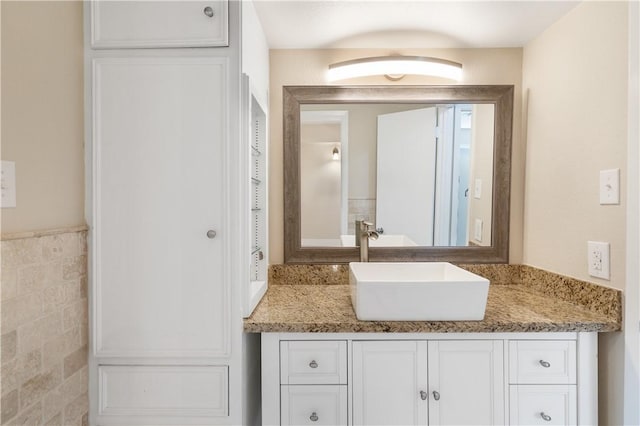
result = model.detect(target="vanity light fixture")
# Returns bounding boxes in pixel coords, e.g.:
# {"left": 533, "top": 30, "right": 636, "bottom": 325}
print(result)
{"left": 332, "top": 147, "right": 340, "bottom": 160}
{"left": 327, "top": 56, "right": 463, "bottom": 82}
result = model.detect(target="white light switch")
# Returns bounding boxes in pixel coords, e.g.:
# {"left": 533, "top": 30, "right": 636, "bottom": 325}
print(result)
{"left": 474, "top": 218, "right": 483, "bottom": 242}
{"left": 1, "top": 161, "right": 16, "bottom": 208}
{"left": 474, "top": 179, "right": 482, "bottom": 199}
{"left": 599, "top": 169, "right": 620, "bottom": 205}
{"left": 588, "top": 241, "right": 610, "bottom": 280}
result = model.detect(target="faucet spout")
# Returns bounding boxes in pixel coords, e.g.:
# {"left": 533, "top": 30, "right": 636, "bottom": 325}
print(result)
{"left": 357, "top": 220, "right": 379, "bottom": 262}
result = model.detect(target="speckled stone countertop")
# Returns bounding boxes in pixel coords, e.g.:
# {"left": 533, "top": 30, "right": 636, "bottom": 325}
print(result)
{"left": 244, "top": 264, "right": 621, "bottom": 333}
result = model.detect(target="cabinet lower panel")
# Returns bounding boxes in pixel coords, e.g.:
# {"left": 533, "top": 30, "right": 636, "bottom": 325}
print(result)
{"left": 98, "top": 365, "right": 229, "bottom": 417}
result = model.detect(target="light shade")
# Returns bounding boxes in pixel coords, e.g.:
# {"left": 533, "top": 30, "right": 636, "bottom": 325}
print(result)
{"left": 327, "top": 56, "right": 463, "bottom": 82}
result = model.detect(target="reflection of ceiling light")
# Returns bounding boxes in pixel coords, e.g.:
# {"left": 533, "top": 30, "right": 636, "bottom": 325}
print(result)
{"left": 332, "top": 147, "right": 340, "bottom": 160}
{"left": 328, "top": 56, "right": 463, "bottom": 82}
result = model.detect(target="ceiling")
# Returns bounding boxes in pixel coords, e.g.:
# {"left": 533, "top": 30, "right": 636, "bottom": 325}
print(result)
{"left": 252, "top": 1, "right": 580, "bottom": 49}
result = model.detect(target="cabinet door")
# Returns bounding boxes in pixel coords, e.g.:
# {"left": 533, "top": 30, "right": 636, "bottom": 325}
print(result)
{"left": 93, "top": 57, "right": 229, "bottom": 358}
{"left": 352, "top": 341, "right": 427, "bottom": 426}
{"left": 428, "top": 340, "right": 504, "bottom": 426}
{"left": 510, "top": 385, "right": 577, "bottom": 426}
{"left": 281, "top": 385, "right": 348, "bottom": 426}
{"left": 91, "top": 1, "right": 228, "bottom": 48}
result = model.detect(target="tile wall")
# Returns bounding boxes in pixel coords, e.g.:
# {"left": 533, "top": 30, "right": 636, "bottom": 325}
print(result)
{"left": 1, "top": 229, "right": 88, "bottom": 426}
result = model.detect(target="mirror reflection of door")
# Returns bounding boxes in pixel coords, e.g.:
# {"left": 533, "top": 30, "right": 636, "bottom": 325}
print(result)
{"left": 377, "top": 107, "right": 437, "bottom": 246}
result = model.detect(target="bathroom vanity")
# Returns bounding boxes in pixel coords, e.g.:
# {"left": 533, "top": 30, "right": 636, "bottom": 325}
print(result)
{"left": 245, "top": 265, "right": 621, "bottom": 426}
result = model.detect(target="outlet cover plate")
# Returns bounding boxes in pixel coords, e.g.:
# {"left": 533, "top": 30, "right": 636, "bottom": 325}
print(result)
{"left": 588, "top": 241, "right": 610, "bottom": 280}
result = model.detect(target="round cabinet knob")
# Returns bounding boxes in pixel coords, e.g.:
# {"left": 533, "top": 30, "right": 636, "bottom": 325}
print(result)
{"left": 540, "top": 412, "right": 552, "bottom": 422}
{"left": 203, "top": 6, "right": 215, "bottom": 17}
{"left": 206, "top": 230, "right": 217, "bottom": 239}
{"left": 309, "top": 412, "right": 319, "bottom": 422}
{"left": 309, "top": 360, "right": 318, "bottom": 369}
{"left": 432, "top": 390, "right": 441, "bottom": 401}
{"left": 419, "top": 391, "right": 427, "bottom": 401}
{"left": 539, "top": 360, "right": 551, "bottom": 368}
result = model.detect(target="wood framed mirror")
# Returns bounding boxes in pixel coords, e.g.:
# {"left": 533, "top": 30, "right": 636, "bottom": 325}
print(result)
{"left": 283, "top": 85, "right": 514, "bottom": 264}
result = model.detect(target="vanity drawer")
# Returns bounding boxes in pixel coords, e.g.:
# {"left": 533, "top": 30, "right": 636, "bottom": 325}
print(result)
{"left": 509, "top": 385, "right": 577, "bottom": 425}
{"left": 281, "top": 385, "right": 348, "bottom": 426}
{"left": 509, "top": 341, "right": 576, "bottom": 384}
{"left": 280, "top": 340, "right": 347, "bottom": 385}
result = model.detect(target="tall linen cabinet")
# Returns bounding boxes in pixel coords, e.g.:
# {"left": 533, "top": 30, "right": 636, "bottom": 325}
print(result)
{"left": 84, "top": 1, "right": 269, "bottom": 425}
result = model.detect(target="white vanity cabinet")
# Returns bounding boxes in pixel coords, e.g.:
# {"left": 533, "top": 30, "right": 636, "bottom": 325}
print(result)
{"left": 261, "top": 333, "right": 597, "bottom": 426}
{"left": 350, "top": 340, "right": 504, "bottom": 426}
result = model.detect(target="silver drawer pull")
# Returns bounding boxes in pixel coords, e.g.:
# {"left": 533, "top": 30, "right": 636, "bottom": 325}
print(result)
{"left": 310, "top": 412, "right": 319, "bottom": 422}
{"left": 540, "top": 412, "right": 552, "bottom": 422}
{"left": 539, "top": 360, "right": 551, "bottom": 368}
{"left": 309, "top": 360, "right": 318, "bottom": 369}
{"left": 420, "top": 390, "right": 427, "bottom": 401}
{"left": 432, "top": 390, "right": 441, "bottom": 401}
{"left": 207, "top": 230, "right": 217, "bottom": 239}
{"left": 203, "top": 6, "right": 215, "bottom": 17}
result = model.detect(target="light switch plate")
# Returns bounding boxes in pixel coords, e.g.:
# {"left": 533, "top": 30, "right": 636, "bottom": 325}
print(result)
{"left": 1, "top": 161, "right": 16, "bottom": 208}
{"left": 588, "top": 241, "right": 610, "bottom": 280}
{"left": 474, "top": 218, "right": 483, "bottom": 242}
{"left": 599, "top": 168, "right": 620, "bottom": 205}
{"left": 474, "top": 178, "right": 482, "bottom": 199}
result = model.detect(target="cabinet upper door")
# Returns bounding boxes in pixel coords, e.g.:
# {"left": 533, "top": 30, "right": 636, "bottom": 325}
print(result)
{"left": 93, "top": 57, "right": 229, "bottom": 358}
{"left": 91, "top": 1, "right": 228, "bottom": 48}
{"left": 428, "top": 340, "right": 505, "bottom": 426}
{"left": 352, "top": 341, "right": 427, "bottom": 426}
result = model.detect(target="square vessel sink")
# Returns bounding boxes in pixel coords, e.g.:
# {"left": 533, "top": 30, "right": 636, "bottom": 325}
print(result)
{"left": 349, "top": 262, "right": 489, "bottom": 321}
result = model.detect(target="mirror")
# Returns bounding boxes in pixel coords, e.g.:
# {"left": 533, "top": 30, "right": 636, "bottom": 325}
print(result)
{"left": 284, "top": 85, "right": 513, "bottom": 264}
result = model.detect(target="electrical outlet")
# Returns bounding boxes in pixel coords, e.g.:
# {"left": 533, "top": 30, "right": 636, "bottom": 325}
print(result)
{"left": 588, "top": 241, "right": 610, "bottom": 280}
{"left": 474, "top": 218, "right": 483, "bottom": 242}
{"left": 1, "top": 161, "right": 16, "bottom": 208}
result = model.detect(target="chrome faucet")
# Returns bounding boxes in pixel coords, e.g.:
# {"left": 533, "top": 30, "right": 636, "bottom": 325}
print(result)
{"left": 356, "top": 220, "right": 379, "bottom": 262}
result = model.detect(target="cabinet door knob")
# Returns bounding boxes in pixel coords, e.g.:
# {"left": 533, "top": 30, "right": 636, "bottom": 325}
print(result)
{"left": 419, "top": 390, "right": 427, "bottom": 401}
{"left": 309, "top": 412, "right": 319, "bottom": 422}
{"left": 203, "top": 6, "right": 215, "bottom": 17}
{"left": 207, "top": 230, "right": 217, "bottom": 239}
{"left": 540, "top": 412, "right": 552, "bottom": 422}
{"left": 539, "top": 360, "right": 551, "bottom": 368}
{"left": 432, "top": 390, "right": 441, "bottom": 401}
{"left": 309, "top": 360, "right": 318, "bottom": 368}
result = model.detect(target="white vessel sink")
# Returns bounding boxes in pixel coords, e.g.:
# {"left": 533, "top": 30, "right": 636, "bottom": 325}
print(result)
{"left": 349, "top": 262, "right": 490, "bottom": 321}
{"left": 340, "top": 234, "right": 418, "bottom": 247}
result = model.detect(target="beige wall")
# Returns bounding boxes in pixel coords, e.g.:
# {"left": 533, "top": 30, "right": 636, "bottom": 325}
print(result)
{"left": 270, "top": 48, "right": 524, "bottom": 264}
{"left": 300, "top": 123, "right": 342, "bottom": 241}
{"left": 522, "top": 2, "right": 628, "bottom": 424}
{"left": 522, "top": 1, "right": 628, "bottom": 289}
{"left": 1, "top": 1, "right": 85, "bottom": 235}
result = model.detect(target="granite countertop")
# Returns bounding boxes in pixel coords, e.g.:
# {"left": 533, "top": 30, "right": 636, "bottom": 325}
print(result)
{"left": 243, "top": 265, "right": 622, "bottom": 334}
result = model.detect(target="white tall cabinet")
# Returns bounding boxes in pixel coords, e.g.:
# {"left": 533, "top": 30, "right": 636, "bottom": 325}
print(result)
{"left": 85, "top": 1, "right": 268, "bottom": 425}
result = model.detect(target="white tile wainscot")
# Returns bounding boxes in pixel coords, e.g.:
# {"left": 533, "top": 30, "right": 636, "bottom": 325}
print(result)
{"left": 261, "top": 332, "right": 597, "bottom": 426}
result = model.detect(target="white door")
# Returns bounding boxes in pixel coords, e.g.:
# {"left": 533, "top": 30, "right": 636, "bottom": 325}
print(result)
{"left": 93, "top": 57, "right": 229, "bottom": 358}
{"left": 352, "top": 341, "right": 427, "bottom": 426}
{"left": 376, "top": 108, "right": 437, "bottom": 245}
{"left": 428, "top": 340, "right": 505, "bottom": 425}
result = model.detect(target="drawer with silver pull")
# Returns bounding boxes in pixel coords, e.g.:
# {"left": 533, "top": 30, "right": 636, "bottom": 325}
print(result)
{"left": 509, "top": 341, "right": 576, "bottom": 384}
{"left": 280, "top": 341, "right": 347, "bottom": 385}
{"left": 281, "top": 385, "right": 348, "bottom": 426}
{"left": 509, "top": 385, "right": 577, "bottom": 425}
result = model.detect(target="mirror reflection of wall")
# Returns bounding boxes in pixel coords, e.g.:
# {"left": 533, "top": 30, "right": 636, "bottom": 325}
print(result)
{"left": 299, "top": 103, "right": 495, "bottom": 248}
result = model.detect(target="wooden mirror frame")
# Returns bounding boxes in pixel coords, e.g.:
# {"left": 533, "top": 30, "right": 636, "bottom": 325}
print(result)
{"left": 283, "top": 85, "right": 514, "bottom": 264}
